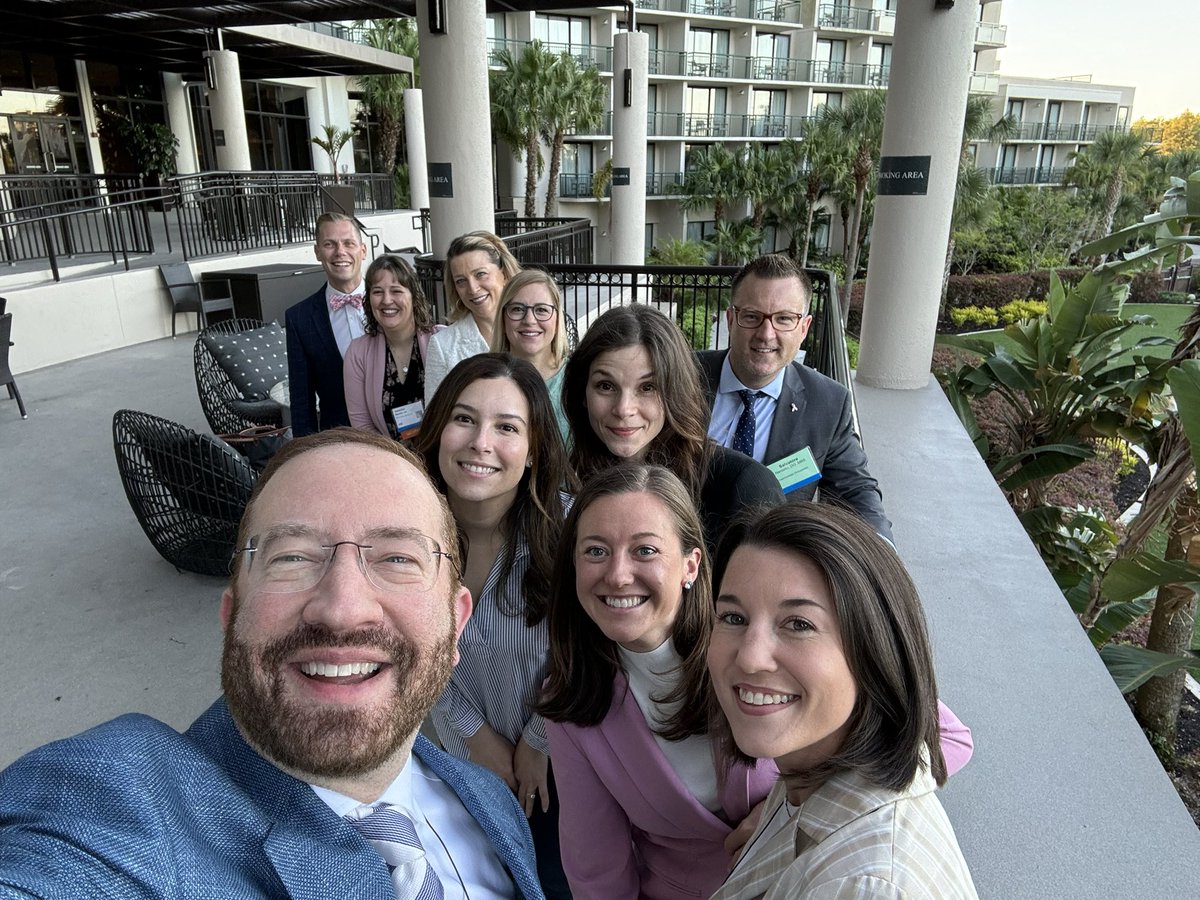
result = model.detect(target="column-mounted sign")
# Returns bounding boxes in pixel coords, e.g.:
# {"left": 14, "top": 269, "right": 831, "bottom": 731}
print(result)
{"left": 428, "top": 162, "right": 453, "bottom": 198}
{"left": 611, "top": 167, "right": 631, "bottom": 187}
{"left": 214, "top": 130, "right": 226, "bottom": 147}
{"left": 877, "top": 155, "right": 930, "bottom": 196}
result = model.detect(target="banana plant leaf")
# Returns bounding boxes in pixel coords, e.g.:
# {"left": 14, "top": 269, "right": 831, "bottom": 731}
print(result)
{"left": 1101, "top": 552, "right": 1200, "bottom": 603}
{"left": 1089, "top": 598, "right": 1153, "bottom": 649}
{"left": 995, "top": 443, "right": 1093, "bottom": 491}
{"left": 1168, "top": 360, "right": 1200, "bottom": 476}
{"left": 1098, "top": 644, "right": 1200, "bottom": 694}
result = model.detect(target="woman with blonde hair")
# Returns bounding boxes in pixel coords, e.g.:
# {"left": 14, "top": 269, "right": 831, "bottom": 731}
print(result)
{"left": 491, "top": 268, "right": 571, "bottom": 444}
{"left": 425, "top": 230, "right": 522, "bottom": 403}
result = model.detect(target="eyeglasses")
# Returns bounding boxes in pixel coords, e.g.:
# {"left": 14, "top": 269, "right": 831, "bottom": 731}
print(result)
{"left": 731, "top": 306, "right": 808, "bottom": 332}
{"left": 503, "top": 303, "right": 556, "bottom": 322}
{"left": 232, "top": 532, "right": 455, "bottom": 594}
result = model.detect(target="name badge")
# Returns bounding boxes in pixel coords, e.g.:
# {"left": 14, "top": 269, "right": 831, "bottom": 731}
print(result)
{"left": 391, "top": 400, "right": 425, "bottom": 442}
{"left": 768, "top": 447, "right": 821, "bottom": 495}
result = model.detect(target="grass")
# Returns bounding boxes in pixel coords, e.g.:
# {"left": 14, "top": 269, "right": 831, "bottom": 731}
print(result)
{"left": 969, "top": 302, "right": 1195, "bottom": 367}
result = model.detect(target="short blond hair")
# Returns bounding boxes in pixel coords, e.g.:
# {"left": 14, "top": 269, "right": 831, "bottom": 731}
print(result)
{"left": 490, "top": 268, "right": 569, "bottom": 369}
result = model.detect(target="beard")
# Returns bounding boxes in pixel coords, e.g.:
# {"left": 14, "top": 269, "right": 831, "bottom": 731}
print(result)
{"left": 221, "top": 613, "right": 455, "bottom": 780}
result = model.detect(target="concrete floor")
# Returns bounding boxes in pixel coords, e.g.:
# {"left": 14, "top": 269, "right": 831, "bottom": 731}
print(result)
{"left": 0, "top": 333, "right": 224, "bottom": 767}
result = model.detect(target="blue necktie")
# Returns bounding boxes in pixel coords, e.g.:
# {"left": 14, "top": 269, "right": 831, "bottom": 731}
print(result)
{"left": 349, "top": 804, "right": 445, "bottom": 900}
{"left": 732, "top": 389, "right": 760, "bottom": 457}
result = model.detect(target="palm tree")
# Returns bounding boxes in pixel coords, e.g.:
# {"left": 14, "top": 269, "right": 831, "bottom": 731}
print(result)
{"left": 543, "top": 55, "right": 605, "bottom": 217}
{"left": 311, "top": 125, "right": 353, "bottom": 180}
{"left": 671, "top": 144, "right": 739, "bottom": 225}
{"left": 491, "top": 42, "right": 558, "bottom": 217}
{"left": 355, "top": 18, "right": 419, "bottom": 178}
{"left": 942, "top": 95, "right": 1018, "bottom": 306}
{"left": 705, "top": 219, "right": 762, "bottom": 266}
{"left": 825, "top": 89, "right": 886, "bottom": 311}
{"left": 740, "top": 144, "right": 789, "bottom": 231}
{"left": 1065, "top": 129, "right": 1152, "bottom": 252}
{"left": 788, "top": 117, "right": 849, "bottom": 267}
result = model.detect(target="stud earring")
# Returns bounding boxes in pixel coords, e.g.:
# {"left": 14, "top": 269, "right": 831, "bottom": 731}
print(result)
{"left": 683, "top": 580, "right": 694, "bottom": 591}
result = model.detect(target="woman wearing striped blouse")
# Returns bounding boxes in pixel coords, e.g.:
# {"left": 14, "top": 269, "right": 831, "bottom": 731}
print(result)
{"left": 416, "top": 352, "right": 575, "bottom": 899}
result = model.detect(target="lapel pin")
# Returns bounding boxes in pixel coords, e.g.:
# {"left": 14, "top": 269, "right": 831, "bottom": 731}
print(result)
{"left": 790, "top": 403, "right": 798, "bottom": 413}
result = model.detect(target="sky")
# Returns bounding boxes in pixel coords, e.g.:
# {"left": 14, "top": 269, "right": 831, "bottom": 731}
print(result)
{"left": 997, "top": 0, "right": 1196, "bottom": 120}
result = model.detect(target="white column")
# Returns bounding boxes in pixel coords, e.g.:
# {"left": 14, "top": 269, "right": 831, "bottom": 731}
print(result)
{"left": 203, "top": 49, "right": 252, "bottom": 171}
{"left": 417, "top": 0, "right": 494, "bottom": 255}
{"left": 162, "top": 73, "right": 198, "bottom": 175}
{"left": 404, "top": 88, "right": 429, "bottom": 210}
{"left": 855, "top": 1, "right": 977, "bottom": 390}
{"left": 611, "top": 31, "right": 649, "bottom": 265}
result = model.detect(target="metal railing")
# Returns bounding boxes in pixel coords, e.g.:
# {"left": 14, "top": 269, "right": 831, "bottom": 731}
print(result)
{"left": 975, "top": 20, "right": 1008, "bottom": 45}
{"left": 557, "top": 171, "right": 687, "bottom": 199}
{"left": 983, "top": 166, "right": 1068, "bottom": 186}
{"left": 648, "top": 112, "right": 820, "bottom": 139}
{"left": 487, "top": 39, "right": 612, "bottom": 71}
{"left": 1004, "top": 122, "right": 1133, "bottom": 142}
{"left": 0, "top": 173, "right": 148, "bottom": 213}
{"left": 816, "top": 3, "right": 894, "bottom": 33}
{"left": 0, "top": 185, "right": 167, "bottom": 281}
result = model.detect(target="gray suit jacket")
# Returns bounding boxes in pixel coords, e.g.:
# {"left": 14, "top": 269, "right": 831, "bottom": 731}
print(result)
{"left": 696, "top": 349, "right": 892, "bottom": 541}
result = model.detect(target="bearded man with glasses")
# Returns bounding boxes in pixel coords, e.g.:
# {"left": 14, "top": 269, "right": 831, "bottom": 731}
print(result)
{"left": 0, "top": 429, "right": 544, "bottom": 900}
{"left": 696, "top": 253, "right": 892, "bottom": 541}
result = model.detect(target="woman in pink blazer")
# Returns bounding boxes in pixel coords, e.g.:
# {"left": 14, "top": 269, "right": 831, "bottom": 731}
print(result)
{"left": 343, "top": 255, "right": 443, "bottom": 441}
{"left": 539, "top": 464, "right": 974, "bottom": 900}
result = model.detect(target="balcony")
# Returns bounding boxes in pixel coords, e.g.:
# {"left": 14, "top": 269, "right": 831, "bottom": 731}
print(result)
{"left": 487, "top": 38, "right": 612, "bottom": 71}
{"left": 558, "top": 171, "right": 686, "bottom": 199}
{"left": 983, "top": 166, "right": 1068, "bottom": 186}
{"left": 974, "top": 20, "right": 1007, "bottom": 46}
{"left": 645, "top": 111, "right": 819, "bottom": 139}
{"left": 798, "top": 59, "right": 890, "bottom": 87}
{"left": 816, "top": 3, "right": 895, "bottom": 35}
{"left": 1003, "top": 122, "right": 1132, "bottom": 142}
{"left": 568, "top": 111, "right": 613, "bottom": 137}
{"left": 968, "top": 70, "right": 999, "bottom": 93}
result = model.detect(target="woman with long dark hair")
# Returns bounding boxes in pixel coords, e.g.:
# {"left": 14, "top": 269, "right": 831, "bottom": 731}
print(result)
{"left": 415, "top": 352, "right": 573, "bottom": 898}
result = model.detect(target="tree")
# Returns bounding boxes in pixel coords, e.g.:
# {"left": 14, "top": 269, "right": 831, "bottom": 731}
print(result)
{"left": 825, "top": 89, "right": 886, "bottom": 312}
{"left": 786, "top": 118, "right": 848, "bottom": 267}
{"left": 1065, "top": 129, "right": 1153, "bottom": 250}
{"left": 543, "top": 55, "right": 605, "bottom": 217}
{"left": 671, "top": 144, "right": 739, "bottom": 225}
{"left": 356, "top": 18, "right": 419, "bottom": 178}
{"left": 491, "top": 42, "right": 558, "bottom": 217}
{"left": 1154, "top": 110, "right": 1200, "bottom": 154}
{"left": 704, "top": 219, "right": 762, "bottom": 266}
{"left": 311, "top": 125, "right": 353, "bottom": 180}
{"left": 991, "top": 187, "right": 1083, "bottom": 272}
{"left": 739, "top": 144, "right": 789, "bottom": 231}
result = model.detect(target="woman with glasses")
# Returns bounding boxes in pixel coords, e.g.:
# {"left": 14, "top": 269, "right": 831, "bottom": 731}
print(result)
{"left": 343, "top": 255, "right": 443, "bottom": 442}
{"left": 563, "top": 303, "right": 783, "bottom": 556}
{"left": 708, "top": 503, "right": 977, "bottom": 898}
{"left": 491, "top": 269, "right": 572, "bottom": 446}
{"left": 425, "top": 231, "right": 522, "bottom": 404}
{"left": 415, "top": 353, "right": 574, "bottom": 900}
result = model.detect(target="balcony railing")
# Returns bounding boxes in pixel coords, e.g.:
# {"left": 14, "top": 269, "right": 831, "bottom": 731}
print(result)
{"left": 969, "top": 71, "right": 999, "bottom": 93}
{"left": 558, "top": 171, "right": 687, "bottom": 198}
{"left": 636, "top": 0, "right": 801, "bottom": 20}
{"left": 975, "top": 20, "right": 1007, "bottom": 45}
{"left": 983, "top": 166, "right": 1068, "bottom": 186}
{"left": 569, "top": 111, "right": 613, "bottom": 136}
{"left": 1004, "top": 122, "right": 1131, "bottom": 142}
{"left": 816, "top": 3, "right": 895, "bottom": 34}
{"left": 646, "top": 112, "right": 820, "bottom": 138}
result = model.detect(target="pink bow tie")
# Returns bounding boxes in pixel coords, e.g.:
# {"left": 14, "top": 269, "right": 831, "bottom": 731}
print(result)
{"left": 330, "top": 292, "right": 364, "bottom": 311}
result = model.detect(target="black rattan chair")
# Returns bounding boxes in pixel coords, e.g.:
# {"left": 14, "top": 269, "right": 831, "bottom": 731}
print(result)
{"left": 160, "top": 263, "right": 235, "bottom": 338}
{"left": 193, "top": 318, "right": 287, "bottom": 435}
{"left": 112, "top": 409, "right": 257, "bottom": 576}
{"left": 0, "top": 312, "right": 27, "bottom": 419}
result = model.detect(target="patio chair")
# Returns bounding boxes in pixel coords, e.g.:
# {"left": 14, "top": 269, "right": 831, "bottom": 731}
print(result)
{"left": 160, "top": 263, "right": 235, "bottom": 338}
{"left": 112, "top": 409, "right": 257, "bottom": 576}
{"left": 0, "top": 312, "right": 27, "bottom": 419}
{"left": 193, "top": 318, "right": 287, "bottom": 435}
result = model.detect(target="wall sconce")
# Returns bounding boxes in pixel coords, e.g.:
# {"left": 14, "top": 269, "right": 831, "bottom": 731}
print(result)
{"left": 204, "top": 54, "right": 218, "bottom": 91}
{"left": 428, "top": 0, "right": 447, "bottom": 35}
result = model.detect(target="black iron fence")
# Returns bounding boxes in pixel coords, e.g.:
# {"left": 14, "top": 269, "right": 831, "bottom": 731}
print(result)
{"left": 0, "top": 174, "right": 146, "bottom": 213}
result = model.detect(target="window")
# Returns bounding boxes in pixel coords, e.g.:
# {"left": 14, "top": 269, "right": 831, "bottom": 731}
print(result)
{"left": 688, "top": 28, "right": 731, "bottom": 77}
{"left": 999, "top": 144, "right": 1018, "bottom": 172}
{"left": 644, "top": 223, "right": 655, "bottom": 257}
{"left": 561, "top": 142, "right": 593, "bottom": 197}
{"left": 812, "top": 92, "right": 842, "bottom": 112}
{"left": 815, "top": 39, "right": 847, "bottom": 83}
{"left": 753, "top": 32, "right": 790, "bottom": 79}
{"left": 686, "top": 219, "right": 717, "bottom": 243}
{"left": 1006, "top": 98, "right": 1025, "bottom": 121}
{"left": 685, "top": 87, "right": 728, "bottom": 136}
{"left": 867, "top": 43, "right": 891, "bottom": 86}
{"left": 535, "top": 14, "right": 591, "bottom": 49}
{"left": 1037, "top": 144, "right": 1055, "bottom": 180}
{"left": 751, "top": 90, "right": 786, "bottom": 137}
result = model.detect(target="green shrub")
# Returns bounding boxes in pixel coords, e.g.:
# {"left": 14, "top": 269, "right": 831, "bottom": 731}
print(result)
{"left": 1157, "top": 290, "right": 1197, "bottom": 304}
{"left": 998, "top": 299, "right": 1049, "bottom": 324}
{"left": 1128, "top": 270, "right": 1163, "bottom": 304}
{"left": 678, "top": 302, "right": 715, "bottom": 351}
{"left": 949, "top": 305, "right": 1000, "bottom": 328}
{"left": 846, "top": 335, "right": 860, "bottom": 369}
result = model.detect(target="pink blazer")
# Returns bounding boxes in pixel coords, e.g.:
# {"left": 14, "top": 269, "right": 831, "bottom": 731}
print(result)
{"left": 547, "top": 672, "right": 779, "bottom": 900}
{"left": 343, "top": 328, "right": 442, "bottom": 436}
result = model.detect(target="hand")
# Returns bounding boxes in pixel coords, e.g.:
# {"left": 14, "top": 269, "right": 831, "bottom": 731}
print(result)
{"left": 514, "top": 736, "right": 550, "bottom": 819}
{"left": 724, "top": 799, "right": 766, "bottom": 864}
{"left": 465, "top": 725, "right": 517, "bottom": 791}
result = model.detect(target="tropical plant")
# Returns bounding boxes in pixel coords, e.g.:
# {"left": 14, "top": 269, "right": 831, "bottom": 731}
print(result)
{"left": 671, "top": 144, "right": 739, "bottom": 225}
{"left": 355, "top": 18, "right": 419, "bottom": 178}
{"left": 787, "top": 117, "right": 849, "bottom": 267}
{"left": 543, "top": 55, "right": 605, "bottom": 217}
{"left": 101, "top": 112, "right": 178, "bottom": 178}
{"left": 740, "top": 144, "right": 789, "bottom": 231}
{"left": 1064, "top": 129, "right": 1154, "bottom": 251}
{"left": 491, "top": 41, "right": 558, "bottom": 217}
{"left": 825, "top": 89, "right": 886, "bottom": 312}
{"left": 647, "top": 237, "right": 708, "bottom": 266}
{"left": 704, "top": 219, "right": 763, "bottom": 267}
{"left": 311, "top": 124, "right": 354, "bottom": 181}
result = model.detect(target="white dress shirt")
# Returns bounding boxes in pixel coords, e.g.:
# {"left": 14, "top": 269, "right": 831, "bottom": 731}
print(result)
{"left": 707, "top": 356, "right": 787, "bottom": 463}
{"left": 325, "top": 280, "right": 367, "bottom": 357}
{"left": 313, "top": 753, "right": 516, "bottom": 900}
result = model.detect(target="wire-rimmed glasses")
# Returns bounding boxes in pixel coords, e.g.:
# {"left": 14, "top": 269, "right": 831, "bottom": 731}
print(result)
{"left": 231, "top": 529, "right": 454, "bottom": 594}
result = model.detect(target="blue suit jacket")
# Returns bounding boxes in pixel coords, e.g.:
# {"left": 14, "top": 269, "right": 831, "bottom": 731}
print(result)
{"left": 0, "top": 700, "right": 543, "bottom": 899}
{"left": 285, "top": 287, "right": 351, "bottom": 437}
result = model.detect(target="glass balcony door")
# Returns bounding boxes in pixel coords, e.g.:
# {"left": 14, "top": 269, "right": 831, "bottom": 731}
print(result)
{"left": 8, "top": 115, "right": 78, "bottom": 174}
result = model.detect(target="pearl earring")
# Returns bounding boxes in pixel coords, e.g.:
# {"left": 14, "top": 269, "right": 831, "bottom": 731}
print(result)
{"left": 683, "top": 580, "right": 694, "bottom": 591}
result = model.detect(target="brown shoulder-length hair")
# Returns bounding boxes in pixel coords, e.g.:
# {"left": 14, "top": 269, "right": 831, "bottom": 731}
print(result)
{"left": 563, "top": 304, "right": 712, "bottom": 501}
{"left": 362, "top": 254, "right": 435, "bottom": 337}
{"left": 414, "top": 353, "right": 573, "bottom": 626}
{"left": 490, "top": 268, "right": 569, "bottom": 370}
{"left": 712, "top": 502, "right": 947, "bottom": 792}
{"left": 538, "top": 463, "right": 713, "bottom": 738}
{"left": 443, "top": 231, "right": 522, "bottom": 323}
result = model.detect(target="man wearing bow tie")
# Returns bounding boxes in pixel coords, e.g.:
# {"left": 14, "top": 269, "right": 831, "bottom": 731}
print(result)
{"left": 285, "top": 213, "right": 369, "bottom": 436}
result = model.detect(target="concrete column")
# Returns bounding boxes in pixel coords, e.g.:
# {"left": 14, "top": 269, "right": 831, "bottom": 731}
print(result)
{"left": 611, "top": 31, "right": 649, "bottom": 265}
{"left": 855, "top": 1, "right": 977, "bottom": 390}
{"left": 203, "top": 49, "right": 252, "bottom": 171}
{"left": 417, "top": 0, "right": 494, "bottom": 255}
{"left": 162, "top": 73, "right": 198, "bottom": 175}
{"left": 404, "top": 88, "right": 429, "bottom": 210}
